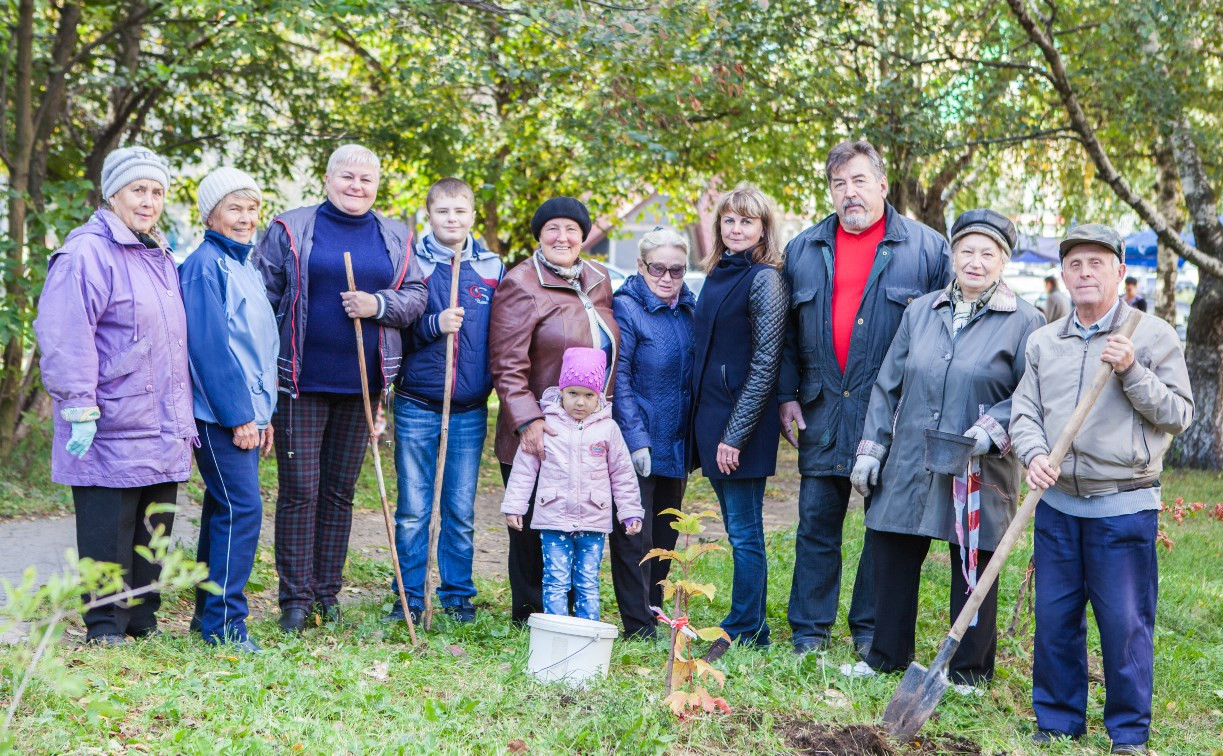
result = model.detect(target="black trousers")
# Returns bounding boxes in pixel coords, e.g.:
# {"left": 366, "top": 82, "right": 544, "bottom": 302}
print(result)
{"left": 72, "top": 482, "right": 178, "bottom": 639}
{"left": 866, "top": 529, "right": 999, "bottom": 685}
{"left": 609, "top": 474, "right": 687, "bottom": 639}
{"left": 501, "top": 463, "right": 543, "bottom": 622}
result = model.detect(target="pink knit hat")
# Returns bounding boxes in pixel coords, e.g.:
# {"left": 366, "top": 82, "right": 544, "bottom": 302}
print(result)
{"left": 558, "top": 347, "right": 607, "bottom": 394}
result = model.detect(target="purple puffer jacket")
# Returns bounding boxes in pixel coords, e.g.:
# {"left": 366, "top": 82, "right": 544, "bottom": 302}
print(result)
{"left": 501, "top": 388, "right": 643, "bottom": 534}
{"left": 34, "top": 208, "right": 196, "bottom": 487}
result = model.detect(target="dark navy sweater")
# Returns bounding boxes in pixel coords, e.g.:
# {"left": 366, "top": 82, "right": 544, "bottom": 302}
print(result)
{"left": 298, "top": 200, "right": 393, "bottom": 393}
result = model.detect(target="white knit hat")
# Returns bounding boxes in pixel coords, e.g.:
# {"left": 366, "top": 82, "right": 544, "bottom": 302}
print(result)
{"left": 197, "top": 166, "right": 262, "bottom": 224}
{"left": 100, "top": 146, "right": 171, "bottom": 201}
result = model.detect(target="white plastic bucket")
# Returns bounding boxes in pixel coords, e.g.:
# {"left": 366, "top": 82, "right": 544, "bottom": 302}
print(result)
{"left": 526, "top": 612, "right": 619, "bottom": 687}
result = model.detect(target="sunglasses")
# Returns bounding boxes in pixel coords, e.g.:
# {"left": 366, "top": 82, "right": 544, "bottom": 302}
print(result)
{"left": 644, "top": 262, "right": 687, "bottom": 279}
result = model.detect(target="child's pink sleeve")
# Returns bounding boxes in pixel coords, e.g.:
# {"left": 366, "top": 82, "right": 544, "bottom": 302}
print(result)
{"left": 501, "top": 444, "right": 542, "bottom": 516}
{"left": 606, "top": 424, "right": 644, "bottom": 522}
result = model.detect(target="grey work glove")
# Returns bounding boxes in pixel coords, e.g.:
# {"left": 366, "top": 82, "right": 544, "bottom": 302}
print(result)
{"left": 631, "top": 448, "right": 651, "bottom": 478}
{"left": 850, "top": 455, "right": 880, "bottom": 497}
{"left": 964, "top": 425, "right": 991, "bottom": 456}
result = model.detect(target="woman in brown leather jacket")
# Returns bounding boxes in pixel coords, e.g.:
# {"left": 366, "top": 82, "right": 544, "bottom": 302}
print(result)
{"left": 488, "top": 197, "right": 621, "bottom": 623}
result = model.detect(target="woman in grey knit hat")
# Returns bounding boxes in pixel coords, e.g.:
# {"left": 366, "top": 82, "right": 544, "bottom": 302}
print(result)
{"left": 180, "top": 166, "right": 279, "bottom": 652}
{"left": 33, "top": 145, "right": 195, "bottom": 646}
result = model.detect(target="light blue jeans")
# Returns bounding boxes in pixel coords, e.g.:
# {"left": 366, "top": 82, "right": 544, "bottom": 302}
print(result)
{"left": 540, "top": 530, "right": 605, "bottom": 620}
{"left": 391, "top": 399, "right": 486, "bottom": 611}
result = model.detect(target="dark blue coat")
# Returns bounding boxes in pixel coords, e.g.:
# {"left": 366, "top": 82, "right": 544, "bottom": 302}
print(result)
{"left": 777, "top": 204, "right": 951, "bottom": 477}
{"left": 396, "top": 233, "right": 505, "bottom": 412}
{"left": 612, "top": 274, "right": 696, "bottom": 478}
{"left": 691, "top": 253, "right": 787, "bottom": 480}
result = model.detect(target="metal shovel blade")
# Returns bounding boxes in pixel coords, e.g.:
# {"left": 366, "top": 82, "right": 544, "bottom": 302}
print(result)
{"left": 882, "top": 642, "right": 955, "bottom": 741}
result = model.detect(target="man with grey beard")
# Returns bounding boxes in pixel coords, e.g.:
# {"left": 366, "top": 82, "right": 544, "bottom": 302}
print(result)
{"left": 777, "top": 139, "right": 951, "bottom": 661}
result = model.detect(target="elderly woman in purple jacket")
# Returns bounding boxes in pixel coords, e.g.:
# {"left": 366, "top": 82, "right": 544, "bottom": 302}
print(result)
{"left": 33, "top": 146, "right": 195, "bottom": 647}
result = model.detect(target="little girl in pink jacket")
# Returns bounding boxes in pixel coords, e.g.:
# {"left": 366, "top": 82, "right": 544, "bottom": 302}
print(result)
{"left": 502, "top": 347, "right": 644, "bottom": 620}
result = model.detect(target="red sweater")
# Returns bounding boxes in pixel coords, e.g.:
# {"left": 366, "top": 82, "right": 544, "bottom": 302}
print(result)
{"left": 832, "top": 216, "right": 886, "bottom": 372}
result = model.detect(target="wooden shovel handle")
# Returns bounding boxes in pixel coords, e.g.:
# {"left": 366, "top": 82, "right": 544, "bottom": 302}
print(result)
{"left": 948, "top": 309, "right": 1142, "bottom": 642}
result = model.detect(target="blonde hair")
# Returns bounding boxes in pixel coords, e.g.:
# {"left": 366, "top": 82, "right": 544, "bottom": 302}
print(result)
{"left": 638, "top": 227, "right": 690, "bottom": 261}
{"left": 326, "top": 144, "right": 381, "bottom": 175}
{"left": 426, "top": 177, "right": 475, "bottom": 211}
{"left": 704, "top": 184, "right": 783, "bottom": 273}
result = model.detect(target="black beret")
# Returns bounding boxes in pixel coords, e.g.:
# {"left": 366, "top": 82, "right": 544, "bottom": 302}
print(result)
{"left": 950, "top": 208, "right": 1018, "bottom": 256}
{"left": 531, "top": 197, "right": 592, "bottom": 241}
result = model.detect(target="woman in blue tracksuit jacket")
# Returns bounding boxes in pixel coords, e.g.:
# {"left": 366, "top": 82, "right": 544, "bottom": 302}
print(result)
{"left": 388, "top": 183, "right": 505, "bottom": 623}
{"left": 180, "top": 167, "right": 279, "bottom": 651}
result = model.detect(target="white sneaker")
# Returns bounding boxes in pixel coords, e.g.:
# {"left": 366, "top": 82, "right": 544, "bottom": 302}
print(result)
{"left": 838, "top": 660, "right": 877, "bottom": 678}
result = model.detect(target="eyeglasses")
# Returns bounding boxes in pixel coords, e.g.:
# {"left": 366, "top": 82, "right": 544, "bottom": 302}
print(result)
{"left": 644, "top": 262, "right": 687, "bottom": 279}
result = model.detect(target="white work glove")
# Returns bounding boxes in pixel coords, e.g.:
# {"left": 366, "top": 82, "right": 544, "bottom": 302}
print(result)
{"left": 631, "top": 448, "right": 651, "bottom": 478}
{"left": 964, "top": 425, "right": 991, "bottom": 456}
{"left": 850, "top": 455, "right": 880, "bottom": 497}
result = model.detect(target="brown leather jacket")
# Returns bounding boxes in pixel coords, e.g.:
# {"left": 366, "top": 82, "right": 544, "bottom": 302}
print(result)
{"left": 489, "top": 254, "right": 619, "bottom": 464}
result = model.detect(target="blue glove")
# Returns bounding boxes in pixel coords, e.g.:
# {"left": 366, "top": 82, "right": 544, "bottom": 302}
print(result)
{"left": 66, "top": 420, "right": 97, "bottom": 459}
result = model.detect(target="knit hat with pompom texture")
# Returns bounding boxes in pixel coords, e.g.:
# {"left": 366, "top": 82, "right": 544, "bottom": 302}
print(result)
{"left": 557, "top": 347, "right": 607, "bottom": 395}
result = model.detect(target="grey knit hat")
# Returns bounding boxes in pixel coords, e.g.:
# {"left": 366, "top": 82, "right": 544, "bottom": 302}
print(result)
{"left": 100, "top": 146, "right": 171, "bottom": 201}
{"left": 197, "top": 166, "right": 262, "bottom": 224}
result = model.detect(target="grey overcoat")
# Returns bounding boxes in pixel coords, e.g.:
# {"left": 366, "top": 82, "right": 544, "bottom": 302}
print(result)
{"left": 856, "top": 282, "right": 1045, "bottom": 551}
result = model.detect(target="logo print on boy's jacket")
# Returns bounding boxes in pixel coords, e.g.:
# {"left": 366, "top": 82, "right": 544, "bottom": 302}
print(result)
{"left": 589, "top": 441, "right": 608, "bottom": 457}
{"left": 468, "top": 284, "right": 491, "bottom": 305}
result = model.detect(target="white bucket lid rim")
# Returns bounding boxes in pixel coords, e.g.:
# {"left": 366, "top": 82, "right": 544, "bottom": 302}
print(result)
{"left": 526, "top": 612, "right": 619, "bottom": 639}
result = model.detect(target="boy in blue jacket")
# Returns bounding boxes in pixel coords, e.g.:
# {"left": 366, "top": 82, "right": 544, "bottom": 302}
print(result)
{"left": 387, "top": 178, "right": 504, "bottom": 624}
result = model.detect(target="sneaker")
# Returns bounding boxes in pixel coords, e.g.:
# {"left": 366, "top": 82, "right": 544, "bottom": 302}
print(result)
{"left": 838, "top": 660, "right": 877, "bottom": 678}
{"left": 444, "top": 603, "right": 476, "bottom": 624}
{"left": 793, "top": 638, "right": 828, "bottom": 657}
{"left": 382, "top": 604, "right": 422, "bottom": 626}
{"left": 1110, "top": 744, "right": 1147, "bottom": 755}
{"left": 703, "top": 638, "right": 731, "bottom": 663}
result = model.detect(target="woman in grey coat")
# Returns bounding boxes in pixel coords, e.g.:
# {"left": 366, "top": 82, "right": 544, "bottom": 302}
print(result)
{"left": 850, "top": 209, "right": 1045, "bottom": 685}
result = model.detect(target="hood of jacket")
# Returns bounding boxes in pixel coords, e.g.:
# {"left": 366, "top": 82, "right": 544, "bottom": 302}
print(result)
{"left": 55, "top": 208, "right": 168, "bottom": 261}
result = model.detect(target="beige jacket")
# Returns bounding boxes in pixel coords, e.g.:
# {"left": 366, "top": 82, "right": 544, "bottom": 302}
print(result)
{"left": 1010, "top": 299, "right": 1193, "bottom": 497}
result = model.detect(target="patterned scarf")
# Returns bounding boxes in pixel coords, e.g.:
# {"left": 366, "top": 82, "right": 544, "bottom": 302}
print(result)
{"left": 948, "top": 279, "right": 999, "bottom": 336}
{"left": 535, "top": 249, "right": 583, "bottom": 285}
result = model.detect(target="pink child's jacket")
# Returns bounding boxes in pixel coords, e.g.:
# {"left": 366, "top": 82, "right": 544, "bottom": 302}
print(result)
{"left": 501, "top": 387, "right": 644, "bottom": 533}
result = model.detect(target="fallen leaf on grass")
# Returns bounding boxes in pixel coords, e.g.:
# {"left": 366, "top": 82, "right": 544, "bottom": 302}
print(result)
{"left": 445, "top": 645, "right": 466, "bottom": 657}
{"left": 633, "top": 666, "right": 652, "bottom": 677}
{"left": 508, "top": 739, "right": 528, "bottom": 753}
{"left": 362, "top": 662, "right": 389, "bottom": 681}
{"left": 821, "top": 689, "right": 849, "bottom": 708}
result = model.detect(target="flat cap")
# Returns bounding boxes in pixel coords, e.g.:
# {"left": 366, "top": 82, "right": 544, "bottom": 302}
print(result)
{"left": 1059, "top": 223, "right": 1124, "bottom": 260}
{"left": 950, "top": 208, "right": 1017, "bottom": 256}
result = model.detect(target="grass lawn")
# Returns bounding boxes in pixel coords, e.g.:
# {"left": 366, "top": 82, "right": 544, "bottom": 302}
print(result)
{"left": 3, "top": 461, "right": 1222, "bottom": 752}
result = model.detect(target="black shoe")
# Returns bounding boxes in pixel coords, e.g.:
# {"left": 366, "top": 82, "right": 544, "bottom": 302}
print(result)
{"left": 853, "top": 636, "right": 874, "bottom": 661}
{"left": 279, "top": 608, "right": 308, "bottom": 634}
{"left": 793, "top": 638, "right": 828, "bottom": 656}
{"left": 445, "top": 604, "right": 477, "bottom": 624}
{"left": 1111, "top": 744, "right": 1146, "bottom": 755}
{"left": 1031, "top": 730, "right": 1077, "bottom": 745}
{"left": 382, "top": 604, "right": 422, "bottom": 626}
{"left": 188, "top": 613, "right": 203, "bottom": 633}
{"left": 127, "top": 626, "right": 165, "bottom": 640}
{"left": 703, "top": 638, "right": 731, "bottom": 663}
{"left": 87, "top": 633, "right": 127, "bottom": 647}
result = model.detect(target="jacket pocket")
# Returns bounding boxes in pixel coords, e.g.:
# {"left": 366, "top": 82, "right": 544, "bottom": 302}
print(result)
{"left": 589, "top": 491, "right": 611, "bottom": 511}
{"left": 95, "top": 338, "right": 159, "bottom": 438}
{"left": 885, "top": 287, "right": 923, "bottom": 308}
{"left": 791, "top": 287, "right": 818, "bottom": 309}
{"left": 799, "top": 378, "right": 821, "bottom": 407}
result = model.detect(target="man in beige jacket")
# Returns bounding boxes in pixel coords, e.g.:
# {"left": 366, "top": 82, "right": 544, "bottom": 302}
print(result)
{"left": 1010, "top": 224, "right": 1193, "bottom": 754}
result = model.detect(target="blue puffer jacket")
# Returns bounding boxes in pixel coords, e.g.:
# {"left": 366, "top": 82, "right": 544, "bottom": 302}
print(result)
{"left": 612, "top": 273, "right": 696, "bottom": 478}
{"left": 395, "top": 233, "right": 505, "bottom": 412}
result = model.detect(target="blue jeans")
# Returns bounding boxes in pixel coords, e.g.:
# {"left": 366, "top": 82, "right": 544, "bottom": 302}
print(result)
{"left": 194, "top": 421, "right": 263, "bottom": 643}
{"left": 709, "top": 477, "right": 770, "bottom": 645}
{"left": 540, "top": 531, "right": 605, "bottom": 620}
{"left": 788, "top": 474, "right": 875, "bottom": 648}
{"left": 391, "top": 400, "right": 486, "bottom": 610}
{"left": 1033, "top": 503, "right": 1157, "bottom": 745}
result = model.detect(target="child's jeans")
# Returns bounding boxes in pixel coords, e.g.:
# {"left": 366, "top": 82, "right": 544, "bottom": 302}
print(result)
{"left": 540, "top": 530, "right": 605, "bottom": 620}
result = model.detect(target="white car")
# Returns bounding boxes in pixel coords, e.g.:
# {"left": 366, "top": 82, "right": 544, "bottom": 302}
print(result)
{"left": 601, "top": 263, "right": 706, "bottom": 299}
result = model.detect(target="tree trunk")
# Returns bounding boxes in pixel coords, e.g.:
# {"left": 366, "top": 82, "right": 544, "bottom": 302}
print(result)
{"left": 1153, "top": 144, "right": 1181, "bottom": 325}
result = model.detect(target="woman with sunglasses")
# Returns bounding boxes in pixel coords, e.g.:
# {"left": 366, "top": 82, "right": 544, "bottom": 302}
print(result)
{"left": 611, "top": 227, "right": 697, "bottom": 639}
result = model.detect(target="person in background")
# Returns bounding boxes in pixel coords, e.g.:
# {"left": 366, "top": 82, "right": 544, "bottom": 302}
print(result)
{"left": 777, "top": 139, "right": 951, "bottom": 659}
{"left": 387, "top": 177, "right": 504, "bottom": 626}
{"left": 34, "top": 146, "right": 194, "bottom": 646}
{"left": 1124, "top": 276, "right": 1148, "bottom": 312}
{"left": 612, "top": 227, "right": 697, "bottom": 638}
{"left": 1042, "top": 275, "right": 1071, "bottom": 323}
{"left": 1012, "top": 224, "right": 1192, "bottom": 755}
{"left": 255, "top": 144, "right": 427, "bottom": 633}
{"left": 181, "top": 167, "right": 278, "bottom": 652}
{"left": 501, "top": 347, "right": 644, "bottom": 621}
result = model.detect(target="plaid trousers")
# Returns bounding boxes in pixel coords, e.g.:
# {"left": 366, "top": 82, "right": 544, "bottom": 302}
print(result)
{"left": 273, "top": 392, "right": 371, "bottom": 611}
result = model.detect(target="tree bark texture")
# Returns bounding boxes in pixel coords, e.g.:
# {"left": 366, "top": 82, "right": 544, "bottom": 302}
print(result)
{"left": 1153, "top": 144, "right": 1182, "bottom": 326}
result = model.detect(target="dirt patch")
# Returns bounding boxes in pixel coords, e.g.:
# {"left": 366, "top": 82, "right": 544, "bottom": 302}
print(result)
{"left": 780, "top": 719, "right": 980, "bottom": 755}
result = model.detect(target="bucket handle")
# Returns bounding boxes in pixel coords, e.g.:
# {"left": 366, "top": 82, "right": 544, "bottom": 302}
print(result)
{"left": 534, "top": 635, "right": 601, "bottom": 675}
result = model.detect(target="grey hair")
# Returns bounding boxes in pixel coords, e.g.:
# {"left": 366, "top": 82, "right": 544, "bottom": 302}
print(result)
{"left": 638, "top": 227, "right": 690, "bottom": 260}
{"left": 205, "top": 188, "right": 262, "bottom": 228}
{"left": 326, "top": 144, "right": 381, "bottom": 175}
{"left": 824, "top": 139, "right": 886, "bottom": 183}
